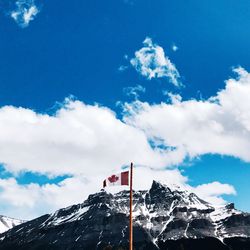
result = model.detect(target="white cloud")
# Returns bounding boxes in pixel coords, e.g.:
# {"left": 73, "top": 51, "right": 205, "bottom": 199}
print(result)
{"left": 124, "top": 67, "right": 250, "bottom": 163}
{"left": 130, "top": 37, "right": 181, "bottom": 86}
{"left": 0, "top": 98, "right": 178, "bottom": 177}
{"left": 0, "top": 91, "right": 236, "bottom": 218}
{"left": 0, "top": 176, "right": 98, "bottom": 219}
{"left": 123, "top": 84, "right": 146, "bottom": 99}
{"left": 11, "top": 0, "right": 39, "bottom": 28}
{"left": 2, "top": 67, "right": 250, "bottom": 219}
{"left": 192, "top": 182, "right": 236, "bottom": 206}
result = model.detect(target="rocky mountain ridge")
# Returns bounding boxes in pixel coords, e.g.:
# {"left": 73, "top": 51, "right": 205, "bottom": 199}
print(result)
{"left": 0, "top": 180, "right": 250, "bottom": 249}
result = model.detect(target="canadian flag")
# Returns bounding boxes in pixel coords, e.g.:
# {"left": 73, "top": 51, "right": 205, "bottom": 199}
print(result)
{"left": 103, "top": 171, "right": 129, "bottom": 188}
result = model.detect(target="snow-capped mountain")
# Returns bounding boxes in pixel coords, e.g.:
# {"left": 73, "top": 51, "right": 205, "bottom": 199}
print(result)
{"left": 0, "top": 215, "right": 24, "bottom": 234}
{"left": 0, "top": 181, "right": 249, "bottom": 250}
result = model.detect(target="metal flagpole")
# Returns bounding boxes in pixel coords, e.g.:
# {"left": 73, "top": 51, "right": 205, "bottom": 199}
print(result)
{"left": 129, "top": 162, "right": 133, "bottom": 250}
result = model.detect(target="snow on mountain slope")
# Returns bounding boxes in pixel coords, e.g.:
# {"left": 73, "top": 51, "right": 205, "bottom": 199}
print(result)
{"left": 0, "top": 215, "right": 24, "bottom": 233}
{"left": 15, "top": 181, "right": 249, "bottom": 240}
{"left": 29, "top": 180, "right": 250, "bottom": 241}
{"left": 0, "top": 180, "right": 249, "bottom": 250}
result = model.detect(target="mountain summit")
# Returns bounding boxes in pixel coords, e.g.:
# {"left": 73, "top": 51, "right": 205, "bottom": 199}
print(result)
{"left": 0, "top": 181, "right": 250, "bottom": 250}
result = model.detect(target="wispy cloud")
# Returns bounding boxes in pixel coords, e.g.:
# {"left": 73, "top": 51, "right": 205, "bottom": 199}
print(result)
{"left": 172, "top": 44, "right": 178, "bottom": 52}
{"left": 10, "top": 0, "right": 40, "bottom": 28}
{"left": 123, "top": 84, "right": 145, "bottom": 99}
{"left": 118, "top": 65, "right": 128, "bottom": 72}
{"left": 118, "top": 54, "right": 130, "bottom": 72}
{"left": 130, "top": 37, "right": 181, "bottom": 86}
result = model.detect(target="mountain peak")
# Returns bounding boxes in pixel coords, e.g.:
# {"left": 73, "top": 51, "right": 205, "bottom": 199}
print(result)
{"left": 0, "top": 181, "right": 249, "bottom": 249}
{"left": 151, "top": 179, "right": 182, "bottom": 191}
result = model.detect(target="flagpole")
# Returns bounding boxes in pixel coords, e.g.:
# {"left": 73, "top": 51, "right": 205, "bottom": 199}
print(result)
{"left": 129, "top": 162, "right": 133, "bottom": 250}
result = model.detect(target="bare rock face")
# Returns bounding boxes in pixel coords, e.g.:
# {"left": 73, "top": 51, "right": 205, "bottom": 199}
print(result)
{"left": 0, "top": 181, "right": 250, "bottom": 250}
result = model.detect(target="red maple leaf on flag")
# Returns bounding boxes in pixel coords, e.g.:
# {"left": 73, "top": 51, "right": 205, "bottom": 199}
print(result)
{"left": 108, "top": 175, "right": 119, "bottom": 183}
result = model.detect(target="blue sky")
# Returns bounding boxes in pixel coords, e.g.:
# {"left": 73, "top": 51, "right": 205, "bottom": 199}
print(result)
{"left": 0, "top": 0, "right": 250, "bottom": 219}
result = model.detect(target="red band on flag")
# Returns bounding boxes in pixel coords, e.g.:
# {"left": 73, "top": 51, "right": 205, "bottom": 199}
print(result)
{"left": 121, "top": 171, "right": 129, "bottom": 185}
